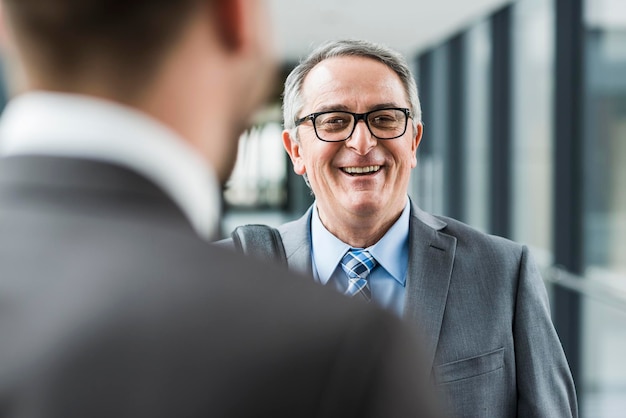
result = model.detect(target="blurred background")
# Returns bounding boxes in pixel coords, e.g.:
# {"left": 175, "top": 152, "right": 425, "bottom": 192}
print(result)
{"left": 0, "top": 0, "right": 622, "bottom": 416}
{"left": 222, "top": 0, "right": 626, "bottom": 416}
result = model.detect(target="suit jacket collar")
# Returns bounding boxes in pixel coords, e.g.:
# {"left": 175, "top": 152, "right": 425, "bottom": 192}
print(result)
{"left": 0, "top": 155, "right": 198, "bottom": 232}
{"left": 279, "top": 200, "right": 456, "bottom": 371}
{"left": 0, "top": 154, "right": 159, "bottom": 193}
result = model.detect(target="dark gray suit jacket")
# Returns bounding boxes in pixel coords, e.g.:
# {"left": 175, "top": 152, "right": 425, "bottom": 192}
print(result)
{"left": 0, "top": 155, "right": 442, "bottom": 418}
{"left": 222, "top": 203, "right": 578, "bottom": 417}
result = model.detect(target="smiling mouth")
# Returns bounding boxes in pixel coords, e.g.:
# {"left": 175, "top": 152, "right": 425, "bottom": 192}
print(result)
{"left": 341, "top": 165, "right": 381, "bottom": 175}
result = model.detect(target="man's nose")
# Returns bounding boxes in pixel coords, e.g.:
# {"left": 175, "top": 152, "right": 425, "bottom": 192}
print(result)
{"left": 345, "top": 120, "right": 377, "bottom": 155}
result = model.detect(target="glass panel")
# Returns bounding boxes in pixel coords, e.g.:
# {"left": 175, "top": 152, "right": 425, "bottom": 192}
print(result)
{"left": 581, "top": 0, "right": 626, "bottom": 416}
{"left": 580, "top": 293, "right": 626, "bottom": 417}
{"left": 511, "top": 0, "right": 555, "bottom": 266}
{"left": 222, "top": 116, "right": 291, "bottom": 235}
{"left": 583, "top": 3, "right": 626, "bottom": 286}
{"left": 462, "top": 21, "right": 491, "bottom": 232}
{"left": 412, "top": 46, "right": 450, "bottom": 216}
{"left": 223, "top": 115, "right": 287, "bottom": 209}
{"left": 430, "top": 45, "right": 450, "bottom": 216}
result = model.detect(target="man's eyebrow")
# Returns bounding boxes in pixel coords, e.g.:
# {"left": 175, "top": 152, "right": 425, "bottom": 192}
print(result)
{"left": 313, "top": 102, "right": 403, "bottom": 113}
{"left": 370, "top": 102, "right": 402, "bottom": 110}
{"left": 313, "top": 104, "right": 351, "bottom": 113}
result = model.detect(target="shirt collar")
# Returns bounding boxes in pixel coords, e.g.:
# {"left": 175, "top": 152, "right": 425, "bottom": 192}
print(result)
{"left": 368, "top": 201, "right": 410, "bottom": 285}
{"left": 0, "top": 91, "right": 221, "bottom": 240}
{"left": 311, "top": 200, "right": 410, "bottom": 285}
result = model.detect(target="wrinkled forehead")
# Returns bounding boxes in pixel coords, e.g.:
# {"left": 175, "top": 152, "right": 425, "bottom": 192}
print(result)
{"left": 300, "top": 56, "right": 409, "bottom": 114}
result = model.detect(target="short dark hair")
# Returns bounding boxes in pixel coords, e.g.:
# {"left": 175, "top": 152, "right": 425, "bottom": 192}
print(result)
{"left": 2, "top": 0, "right": 203, "bottom": 98}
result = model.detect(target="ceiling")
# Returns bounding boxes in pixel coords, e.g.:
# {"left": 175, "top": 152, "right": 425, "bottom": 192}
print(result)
{"left": 268, "top": 0, "right": 513, "bottom": 62}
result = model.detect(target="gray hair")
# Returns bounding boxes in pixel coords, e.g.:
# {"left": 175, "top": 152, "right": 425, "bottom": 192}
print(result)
{"left": 282, "top": 39, "right": 422, "bottom": 137}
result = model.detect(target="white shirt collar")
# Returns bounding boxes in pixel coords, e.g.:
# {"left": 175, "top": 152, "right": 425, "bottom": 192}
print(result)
{"left": 0, "top": 91, "right": 221, "bottom": 240}
{"left": 311, "top": 200, "right": 410, "bottom": 285}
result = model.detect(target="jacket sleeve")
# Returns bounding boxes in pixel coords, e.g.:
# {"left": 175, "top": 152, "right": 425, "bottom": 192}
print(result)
{"left": 514, "top": 246, "right": 578, "bottom": 417}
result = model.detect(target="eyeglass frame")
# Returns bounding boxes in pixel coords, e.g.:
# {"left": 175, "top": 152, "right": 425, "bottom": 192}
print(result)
{"left": 294, "top": 107, "right": 413, "bottom": 142}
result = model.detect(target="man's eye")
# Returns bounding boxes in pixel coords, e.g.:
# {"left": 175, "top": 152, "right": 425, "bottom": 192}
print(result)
{"left": 326, "top": 118, "right": 349, "bottom": 125}
{"left": 318, "top": 114, "right": 351, "bottom": 130}
{"left": 373, "top": 116, "right": 395, "bottom": 123}
{"left": 371, "top": 115, "right": 399, "bottom": 126}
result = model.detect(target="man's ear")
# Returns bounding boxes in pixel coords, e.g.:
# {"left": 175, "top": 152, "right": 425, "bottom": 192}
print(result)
{"left": 282, "top": 130, "right": 306, "bottom": 175}
{"left": 410, "top": 122, "right": 423, "bottom": 168}
{"left": 213, "top": 0, "right": 245, "bottom": 51}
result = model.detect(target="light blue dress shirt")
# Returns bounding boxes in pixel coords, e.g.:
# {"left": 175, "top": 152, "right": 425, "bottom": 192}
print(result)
{"left": 310, "top": 200, "right": 410, "bottom": 317}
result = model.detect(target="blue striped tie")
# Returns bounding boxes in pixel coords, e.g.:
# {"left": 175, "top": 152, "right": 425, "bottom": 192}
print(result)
{"left": 341, "top": 249, "right": 376, "bottom": 302}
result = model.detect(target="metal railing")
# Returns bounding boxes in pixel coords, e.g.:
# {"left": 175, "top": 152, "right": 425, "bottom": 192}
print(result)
{"left": 544, "top": 266, "right": 626, "bottom": 313}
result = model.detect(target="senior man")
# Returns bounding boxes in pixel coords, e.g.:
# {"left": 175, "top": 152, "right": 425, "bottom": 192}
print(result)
{"left": 223, "top": 39, "right": 578, "bottom": 417}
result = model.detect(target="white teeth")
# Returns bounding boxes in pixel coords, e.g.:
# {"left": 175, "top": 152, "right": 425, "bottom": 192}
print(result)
{"left": 342, "top": 165, "right": 381, "bottom": 174}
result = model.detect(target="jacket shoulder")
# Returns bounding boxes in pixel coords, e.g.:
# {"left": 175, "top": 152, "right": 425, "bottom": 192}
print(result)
{"left": 438, "top": 215, "right": 520, "bottom": 246}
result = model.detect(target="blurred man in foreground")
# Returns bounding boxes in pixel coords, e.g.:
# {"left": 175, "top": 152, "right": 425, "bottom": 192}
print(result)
{"left": 0, "top": 2, "right": 441, "bottom": 417}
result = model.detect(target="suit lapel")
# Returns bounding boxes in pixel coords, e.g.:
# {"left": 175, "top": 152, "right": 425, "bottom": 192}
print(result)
{"left": 404, "top": 203, "right": 456, "bottom": 371}
{"left": 278, "top": 207, "right": 314, "bottom": 276}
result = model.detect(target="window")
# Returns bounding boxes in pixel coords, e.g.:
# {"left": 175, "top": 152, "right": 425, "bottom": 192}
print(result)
{"left": 511, "top": 0, "right": 555, "bottom": 265}
{"left": 463, "top": 21, "right": 492, "bottom": 232}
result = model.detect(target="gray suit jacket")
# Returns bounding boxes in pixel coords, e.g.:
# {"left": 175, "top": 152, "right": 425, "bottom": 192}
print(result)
{"left": 0, "top": 156, "right": 442, "bottom": 418}
{"left": 223, "top": 202, "right": 578, "bottom": 417}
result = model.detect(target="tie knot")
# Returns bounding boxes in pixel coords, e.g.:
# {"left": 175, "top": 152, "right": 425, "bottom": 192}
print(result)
{"left": 341, "top": 249, "right": 377, "bottom": 280}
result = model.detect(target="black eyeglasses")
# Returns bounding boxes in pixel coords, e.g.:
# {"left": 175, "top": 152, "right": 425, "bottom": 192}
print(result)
{"left": 294, "top": 108, "right": 412, "bottom": 142}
